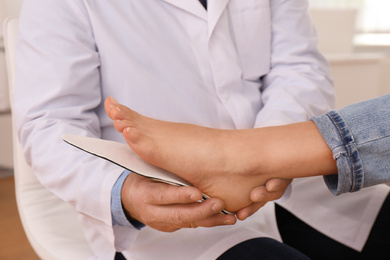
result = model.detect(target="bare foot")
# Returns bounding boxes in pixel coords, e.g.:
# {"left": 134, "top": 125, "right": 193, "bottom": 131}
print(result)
{"left": 104, "top": 97, "right": 278, "bottom": 212}
{"left": 104, "top": 97, "right": 336, "bottom": 213}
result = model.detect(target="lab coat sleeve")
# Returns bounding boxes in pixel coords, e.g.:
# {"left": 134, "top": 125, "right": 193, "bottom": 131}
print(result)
{"left": 14, "top": 0, "right": 140, "bottom": 253}
{"left": 255, "top": 0, "right": 335, "bottom": 128}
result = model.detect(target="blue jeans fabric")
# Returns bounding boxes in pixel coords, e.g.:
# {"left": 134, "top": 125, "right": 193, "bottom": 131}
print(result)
{"left": 311, "top": 93, "right": 390, "bottom": 195}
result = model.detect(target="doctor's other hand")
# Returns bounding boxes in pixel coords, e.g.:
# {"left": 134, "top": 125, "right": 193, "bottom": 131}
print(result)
{"left": 236, "top": 178, "right": 292, "bottom": 220}
{"left": 121, "top": 173, "right": 237, "bottom": 232}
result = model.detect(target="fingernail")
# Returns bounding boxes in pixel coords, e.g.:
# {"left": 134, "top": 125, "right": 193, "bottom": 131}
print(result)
{"left": 115, "top": 106, "right": 121, "bottom": 111}
{"left": 212, "top": 203, "right": 223, "bottom": 213}
{"left": 254, "top": 193, "right": 264, "bottom": 202}
{"left": 125, "top": 127, "right": 132, "bottom": 133}
{"left": 190, "top": 193, "right": 198, "bottom": 201}
{"left": 115, "top": 120, "right": 122, "bottom": 124}
{"left": 110, "top": 97, "right": 119, "bottom": 104}
{"left": 268, "top": 185, "right": 279, "bottom": 192}
{"left": 224, "top": 219, "right": 235, "bottom": 225}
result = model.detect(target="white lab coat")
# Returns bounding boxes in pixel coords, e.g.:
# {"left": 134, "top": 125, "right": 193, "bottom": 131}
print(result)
{"left": 15, "top": 0, "right": 389, "bottom": 259}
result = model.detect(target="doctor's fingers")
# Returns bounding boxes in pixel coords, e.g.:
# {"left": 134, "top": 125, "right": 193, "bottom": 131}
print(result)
{"left": 236, "top": 180, "right": 291, "bottom": 221}
{"left": 151, "top": 213, "right": 237, "bottom": 233}
{"left": 235, "top": 201, "right": 267, "bottom": 221}
{"left": 144, "top": 199, "right": 237, "bottom": 232}
{"left": 138, "top": 182, "right": 233, "bottom": 223}
{"left": 265, "top": 178, "right": 292, "bottom": 193}
{"left": 248, "top": 179, "right": 291, "bottom": 204}
{"left": 141, "top": 182, "right": 205, "bottom": 205}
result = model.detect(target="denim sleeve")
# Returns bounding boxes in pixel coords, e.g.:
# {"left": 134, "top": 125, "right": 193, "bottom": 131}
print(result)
{"left": 311, "top": 94, "right": 390, "bottom": 195}
{"left": 111, "top": 170, "right": 145, "bottom": 229}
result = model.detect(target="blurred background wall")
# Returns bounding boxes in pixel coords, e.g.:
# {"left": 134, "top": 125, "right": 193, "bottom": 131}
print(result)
{"left": 0, "top": 0, "right": 24, "bottom": 170}
{"left": 309, "top": 0, "right": 390, "bottom": 108}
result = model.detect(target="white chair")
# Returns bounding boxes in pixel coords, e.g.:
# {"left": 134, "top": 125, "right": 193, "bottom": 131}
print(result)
{"left": 3, "top": 17, "right": 93, "bottom": 260}
{"left": 0, "top": 0, "right": 14, "bottom": 169}
{"left": 0, "top": 37, "right": 9, "bottom": 111}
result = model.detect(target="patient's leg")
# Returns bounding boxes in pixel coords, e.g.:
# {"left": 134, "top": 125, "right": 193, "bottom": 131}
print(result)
{"left": 104, "top": 98, "right": 276, "bottom": 212}
{"left": 104, "top": 97, "right": 336, "bottom": 213}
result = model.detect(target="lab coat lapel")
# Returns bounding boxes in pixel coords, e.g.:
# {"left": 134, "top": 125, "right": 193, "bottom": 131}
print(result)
{"left": 162, "top": 0, "right": 207, "bottom": 20}
{"left": 207, "top": 0, "right": 229, "bottom": 38}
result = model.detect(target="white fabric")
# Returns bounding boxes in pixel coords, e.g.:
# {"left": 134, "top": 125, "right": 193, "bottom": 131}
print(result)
{"left": 4, "top": 17, "right": 93, "bottom": 260}
{"left": 14, "top": 0, "right": 387, "bottom": 259}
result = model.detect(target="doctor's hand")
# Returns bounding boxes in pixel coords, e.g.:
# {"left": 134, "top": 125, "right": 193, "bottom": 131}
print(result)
{"left": 121, "top": 173, "right": 237, "bottom": 232}
{"left": 236, "top": 178, "right": 292, "bottom": 221}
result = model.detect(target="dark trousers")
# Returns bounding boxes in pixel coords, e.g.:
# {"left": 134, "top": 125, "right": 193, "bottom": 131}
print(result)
{"left": 217, "top": 237, "right": 310, "bottom": 260}
{"left": 276, "top": 193, "right": 390, "bottom": 260}
{"left": 115, "top": 252, "right": 126, "bottom": 260}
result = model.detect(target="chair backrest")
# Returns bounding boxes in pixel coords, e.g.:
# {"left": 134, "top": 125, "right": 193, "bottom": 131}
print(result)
{"left": 0, "top": 39, "right": 9, "bottom": 112}
{"left": 3, "top": 17, "right": 93, "bottom": 260}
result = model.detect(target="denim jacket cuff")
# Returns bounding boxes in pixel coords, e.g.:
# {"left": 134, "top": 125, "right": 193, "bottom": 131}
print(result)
{"left": 311, "top": 111, "right": 364, "bottom": 195}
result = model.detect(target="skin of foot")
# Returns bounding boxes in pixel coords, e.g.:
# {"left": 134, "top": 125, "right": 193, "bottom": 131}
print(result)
{"left": 104, "top": 97, "right": 337, "bottom": 213}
